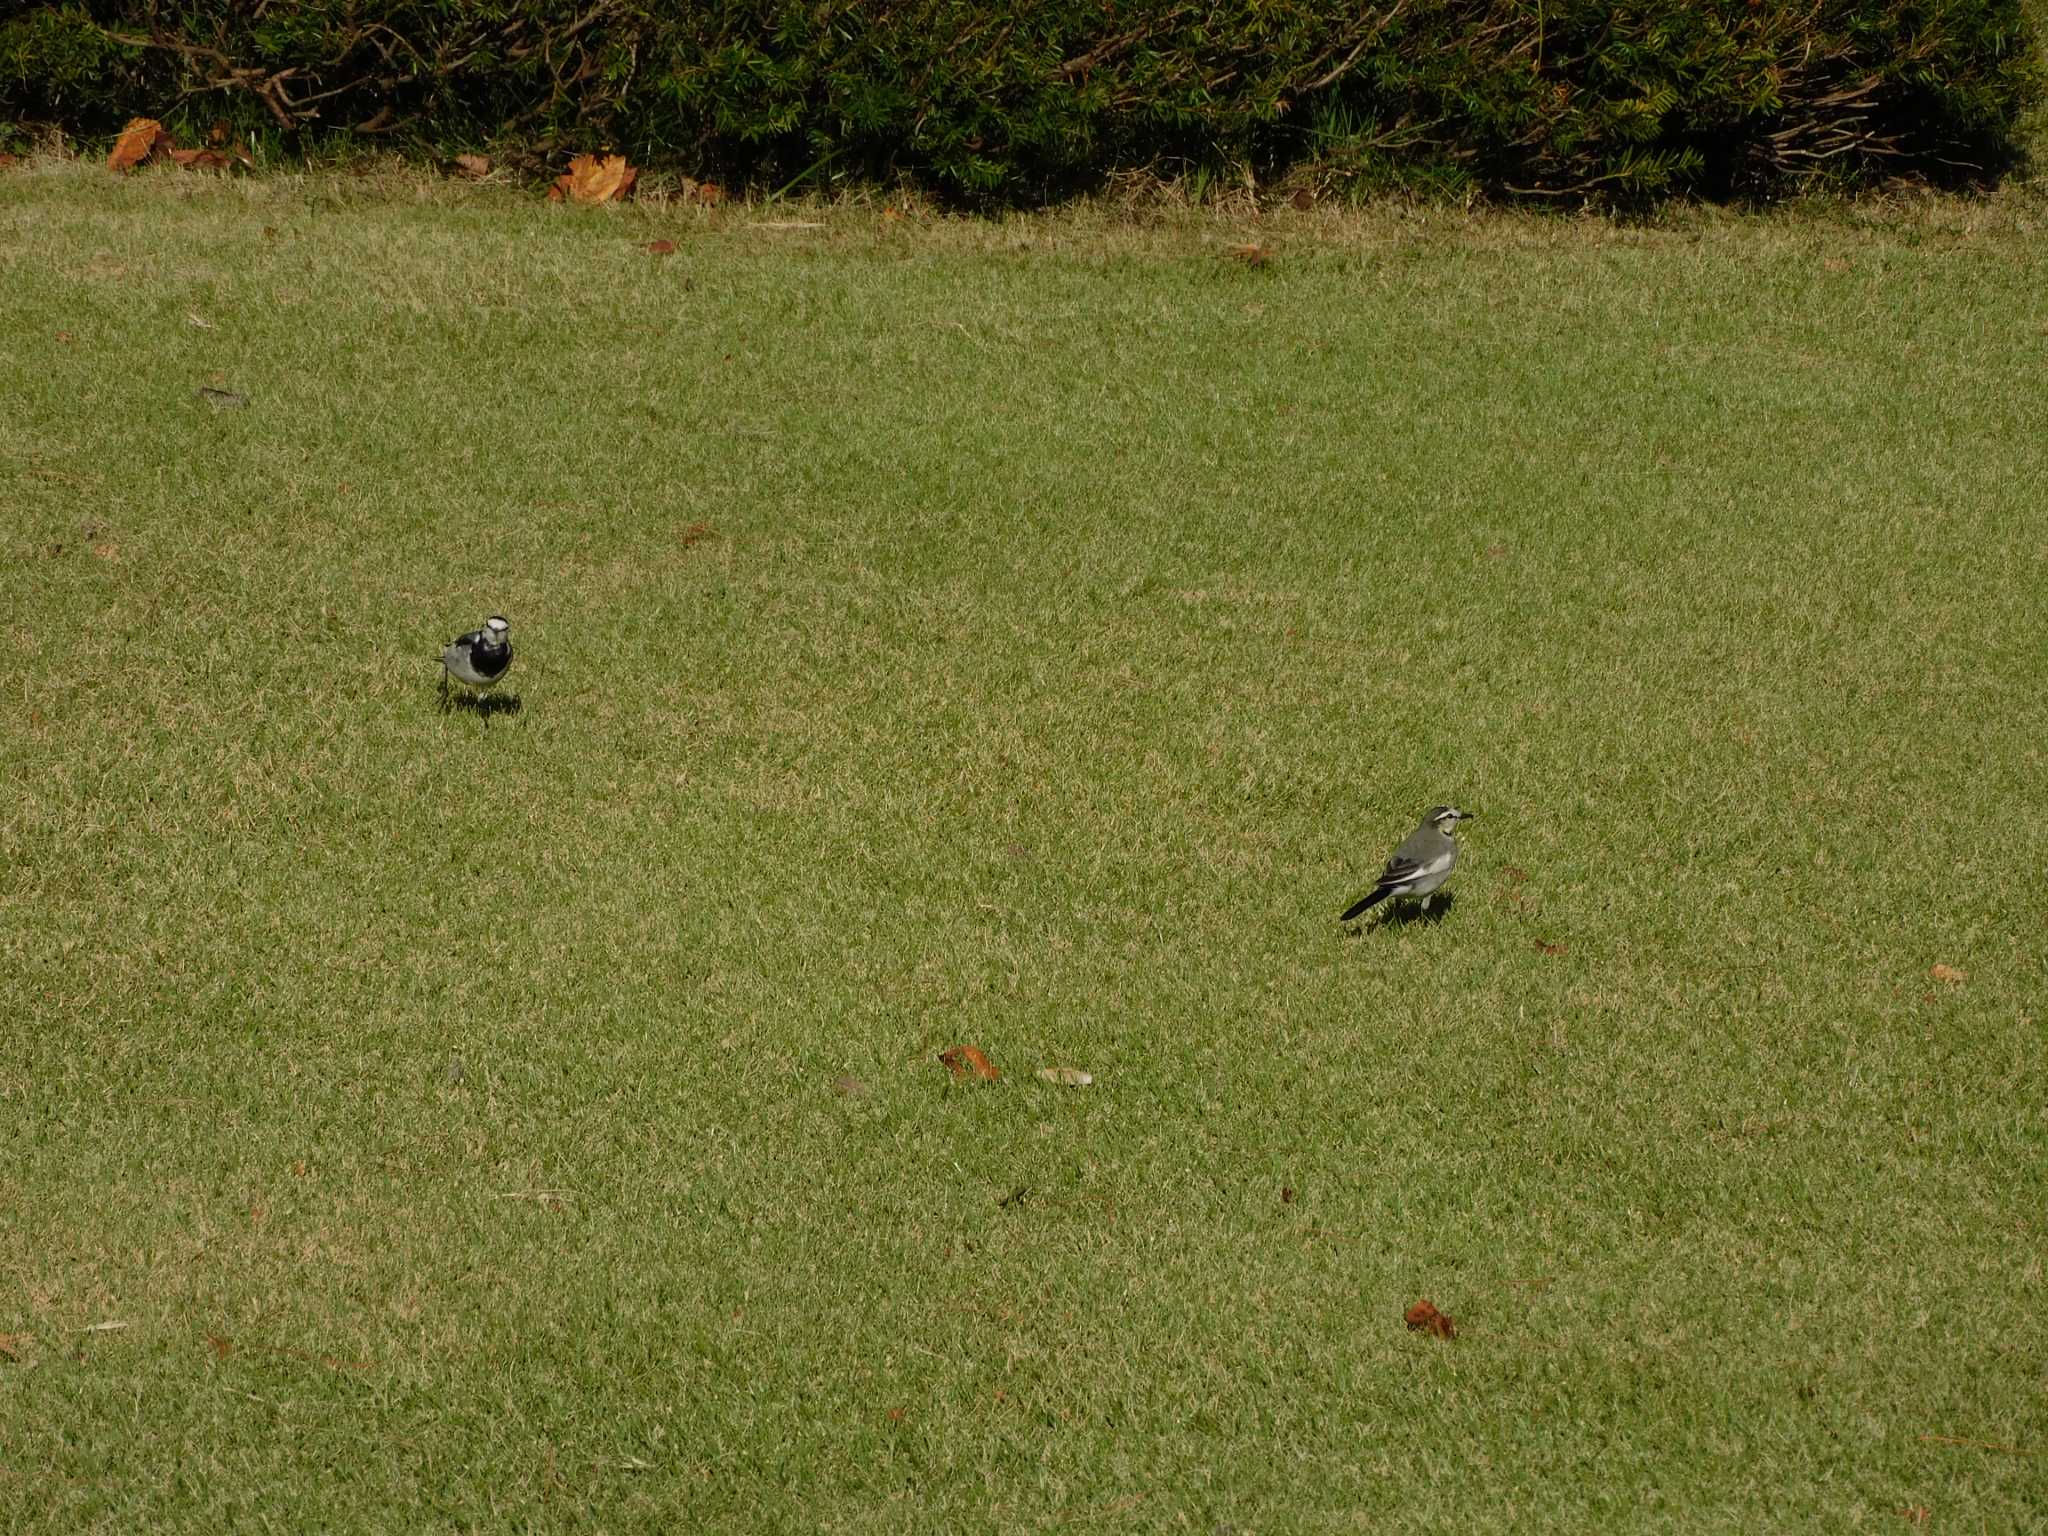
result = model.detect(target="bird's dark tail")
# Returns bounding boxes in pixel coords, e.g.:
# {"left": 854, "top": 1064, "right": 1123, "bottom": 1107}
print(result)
{"left": 1340, "top": 889, "right": 1389, "bottom": 922}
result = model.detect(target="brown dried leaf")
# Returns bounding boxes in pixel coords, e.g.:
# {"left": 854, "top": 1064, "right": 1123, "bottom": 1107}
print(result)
{"left": 109, "top": 118, "right": 171, "bottom": 172}
{"left": 1898, "top": 1509, "right": 1931, "bottom": 1527}
{"left": 1823, "top": 256, "right": 1852, "bottom": 274}
{"left": 0, "top": 1332, "right": 24, "bottom": 1361}
{"left": 1226, "top": 242, "right": 1272, "bottom": 267}
{"left": 1280, "top": 1186, "right": 1295, "bottom": 1203}
{"left": 451, "top": 153, "right": 492, "bottom": 180}
{"left": 1534, "top": 938, "right": 1566, "bottom": 957}
{"left": 679, "top": 520, "right": 715, "bottom": 547}
{"left": 645, "top": 238, "right": 676, "bottom": 255}
{"left": 1929, "top": 963, "right": 1966, "bottom": 984}
{"left": 1290, "top": 188, "right": 1313, "bottom": 210}
{"left": 204, "top": 1332, "right": 233, "bottom": 1359}
{"left": 167, "top": 147, "right": 231, "bottom": 172}
{"left": 938, "top": 1045, "right": 1000, "bottom": 1082}
{"left": 1404, "top": 1298, "right": 1456, "bottom": 1339}
{"left": 553, "top": 153, "right": 637, "bottom": 205}
{"left": 0, "top": 153, "right": 23, "bottom": 171}
{"left": 695, "top": 180, "right": 724, "bottom": 207}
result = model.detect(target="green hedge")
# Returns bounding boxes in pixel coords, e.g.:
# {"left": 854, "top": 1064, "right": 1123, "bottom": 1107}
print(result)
{"left": 3, "top": 1, "right": 2040, "bottom": 203}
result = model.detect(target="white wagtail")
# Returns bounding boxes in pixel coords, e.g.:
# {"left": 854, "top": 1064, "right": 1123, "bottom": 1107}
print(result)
{"left": 1341, "top": 805, "right": 1476, "bottom": 921}
{"left": 440, "top": 614, "right": 512, "bottom": 707}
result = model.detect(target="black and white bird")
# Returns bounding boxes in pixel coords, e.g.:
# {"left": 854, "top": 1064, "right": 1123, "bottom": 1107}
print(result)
{"left": 440, "top": 614, "right": 513, "bottom": 707}
{"left": 1341, "top": 805, "right": 1475, "bottom": 921}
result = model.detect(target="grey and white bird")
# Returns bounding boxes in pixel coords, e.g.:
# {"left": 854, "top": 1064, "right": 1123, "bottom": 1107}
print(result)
{"left": 440, "top": 614, "right": 513, "bottom": 706}
{"left": 1340, "top": 805, "right": 1475, "bottom": 921}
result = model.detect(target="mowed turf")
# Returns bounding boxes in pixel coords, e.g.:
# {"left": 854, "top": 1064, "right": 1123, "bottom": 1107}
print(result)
{"left": 2, "top": 161, "right": 2044, "bottom": 1531}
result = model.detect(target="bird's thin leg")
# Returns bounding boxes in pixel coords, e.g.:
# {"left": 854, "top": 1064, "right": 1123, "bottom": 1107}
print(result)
{"left": 439, "top": 667, "right": 450, "bottom": 711}
{"left": 1420, "top": 894, "right": 1433, "bottom": 914}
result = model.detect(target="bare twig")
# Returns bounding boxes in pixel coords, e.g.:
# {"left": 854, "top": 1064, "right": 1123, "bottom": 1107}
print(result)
{"left": 1301, "top": 3, "right": 1408, "bottom": 94}
{"left": 1059, "top": 8, "right": 1194, "bottom": 78}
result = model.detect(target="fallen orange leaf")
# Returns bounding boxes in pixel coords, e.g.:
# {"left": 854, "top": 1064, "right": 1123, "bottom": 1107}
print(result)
{"left": 0, "top": 1332, "right": 24, "bottom": 1361}
{"left": 938, "top": 1045, "right": 1000, "bottom": 1082}
{"left": 1534, "top": 938, "right": 1567, "bottom": 957}
{"left": 451, "top": 153, "right": 491, "bottom": 179}
{"left": 1898, "top": 1509, "right": 1931, "bottom": 1527}
{"left": 108, "top": 118, "right": 171, "bottom": 172}
{"left": 0, "top": 152, "right": 22, "bottom": 171}
{"left": 1404, "top": 1298, "right": 1456, "bottom": 1340}
{"left": 1929, "top": 963, "right": 1966, "bottom": 984}
{"left": 695, "top": 180, "right": 724, "bottom": 207}
{"left": 551, "top": 152, "right": 637, "bottom": 204}
{"left": 167, "top": 147, "right": 231, "bottom": 172}
{"left": 204, "top": 1332, "right": 233, "bottom": 1359}
{"left": 645, "top": 238, "right": 676, "bottom": 255}
{"left": 1226, "top": 242, "right": 1272, "bottom": 267}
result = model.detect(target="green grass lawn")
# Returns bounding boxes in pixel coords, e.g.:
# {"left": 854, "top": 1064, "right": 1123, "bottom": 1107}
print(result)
{"left": 3, "top": 159, "right": 2045, "bottom": 1531}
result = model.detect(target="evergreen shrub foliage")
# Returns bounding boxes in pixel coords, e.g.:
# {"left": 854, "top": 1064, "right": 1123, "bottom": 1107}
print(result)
{"left": 3, "top": 0, "right": 2039, "bottom": 203}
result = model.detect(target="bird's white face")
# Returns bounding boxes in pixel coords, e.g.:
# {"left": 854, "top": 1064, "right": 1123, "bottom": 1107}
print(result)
{"left": 485, "top": 617, "right": 510, "bottom": 643}
{"left": 1433, "top": 808, "right": 1468, "bottom": 833}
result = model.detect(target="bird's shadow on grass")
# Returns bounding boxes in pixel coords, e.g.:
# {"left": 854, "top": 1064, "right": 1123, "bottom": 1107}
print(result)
{"left": 441, "top": 691, "right": 523, "bottom": 724}
{"left": 1342, "top": 892, "right": 1455, "bottom": 935}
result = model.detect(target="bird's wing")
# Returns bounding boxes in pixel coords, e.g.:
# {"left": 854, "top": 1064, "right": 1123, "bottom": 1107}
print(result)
{"left": 1374, "top": 855, "right": 1426, "bottom": 890}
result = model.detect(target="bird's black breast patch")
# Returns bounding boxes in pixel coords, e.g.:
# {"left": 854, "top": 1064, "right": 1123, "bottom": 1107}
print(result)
{"left": 467, "top": 638, "right": 511, "bottom": 680}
